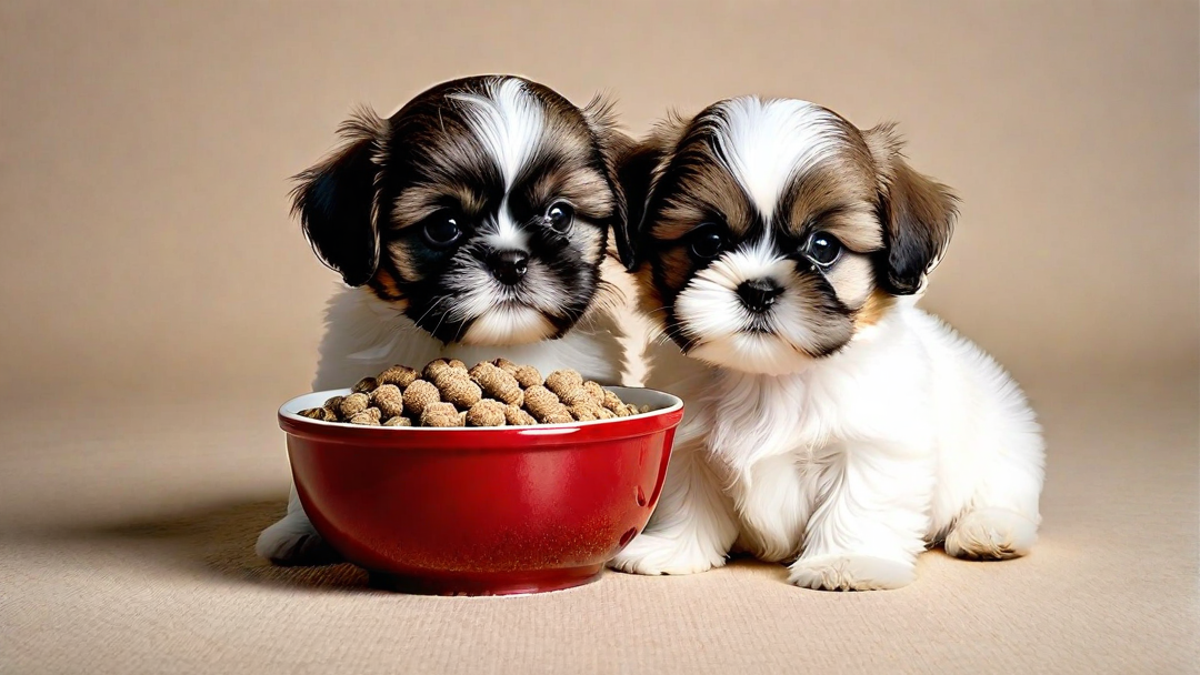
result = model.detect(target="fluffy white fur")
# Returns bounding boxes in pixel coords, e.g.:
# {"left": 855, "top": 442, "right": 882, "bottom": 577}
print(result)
{"left": 612, "top": 297, "right": 1044, "bottom": 590}
{"left": 256, "top": 280, "right": 626, "bottom": 564}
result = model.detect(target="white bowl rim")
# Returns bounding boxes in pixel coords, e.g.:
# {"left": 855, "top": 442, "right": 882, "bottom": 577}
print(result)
{"left": 279, "top": 385, "right": 683, "bottom": 432}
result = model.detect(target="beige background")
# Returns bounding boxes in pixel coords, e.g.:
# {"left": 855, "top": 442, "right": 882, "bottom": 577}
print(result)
{"left": 1, "top": 2, "right": 1196, "bottom": 674}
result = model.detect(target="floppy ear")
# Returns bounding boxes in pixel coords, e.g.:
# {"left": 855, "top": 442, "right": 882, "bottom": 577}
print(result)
{"left": 581, "top": 95, "right": 638, "bottom": 267}
{"left": 290, "top": 108, "right": 389, "bottom": 287}
{"left": 866, "top": 123, "right": 959, "bottom": 295}
{"left": 609, "top": 113, "right": 688, "bottom": 271}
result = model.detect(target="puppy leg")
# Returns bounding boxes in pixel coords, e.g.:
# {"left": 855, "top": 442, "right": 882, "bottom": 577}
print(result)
{"left": 789, "top": 443, "right": 932, "bottom": 591}
{"left": 255, "top": 483, "right": 341, "bottom": 566}
{"left": 943, "top": 439, "right": 1043, "bottom": 560}
{"left": 609, "top": 444, "right": 739, "bottom": 575}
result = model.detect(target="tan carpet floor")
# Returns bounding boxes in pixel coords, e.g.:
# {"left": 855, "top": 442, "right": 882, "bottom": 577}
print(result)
{"left": 1, "top": 371, "right": 1196, "bottom": 674}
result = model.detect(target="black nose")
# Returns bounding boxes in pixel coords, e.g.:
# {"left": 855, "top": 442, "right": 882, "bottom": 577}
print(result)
{"left": 487, "top": 250, "right": 529, "bottom": 285}
{"left": 737, "top": 279, "right": 784, "bottom": 313}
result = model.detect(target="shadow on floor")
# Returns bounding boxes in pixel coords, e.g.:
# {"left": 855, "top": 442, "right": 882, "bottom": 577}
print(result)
{"left": 53, "top": 498, "right": 378, "bottom": 593}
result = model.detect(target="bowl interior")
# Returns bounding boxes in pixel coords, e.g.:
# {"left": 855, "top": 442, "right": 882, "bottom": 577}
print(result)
{"left": 279, "top": 386, "right": 682, "bottom": 430}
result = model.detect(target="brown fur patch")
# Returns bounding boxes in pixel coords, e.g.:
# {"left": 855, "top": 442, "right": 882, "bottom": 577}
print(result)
{"left": 853, "top": 289, "right": 895, "bottom": 329}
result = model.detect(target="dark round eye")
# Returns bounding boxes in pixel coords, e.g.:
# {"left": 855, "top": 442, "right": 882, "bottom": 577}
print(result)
{"left": 688, "top": 224, "right": 727, "bottom": 260}
{"left": 806, "top": 231, "right": 843, "bottom": 266}
{"left": 422, "top": 213, "right": 462, "bottom": 247}
{"left": 545, "top": 202, "right": 574, "bottom": 233}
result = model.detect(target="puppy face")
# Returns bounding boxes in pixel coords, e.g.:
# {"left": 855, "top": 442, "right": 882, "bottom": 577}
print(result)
{"left": 293, "top": 76, "right": 631, "bottom": 346}
{"left": 618, "top": 97, "right": 957, "bottom": 374}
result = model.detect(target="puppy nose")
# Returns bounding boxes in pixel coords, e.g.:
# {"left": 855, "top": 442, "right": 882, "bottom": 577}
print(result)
{"left": 487, "top": 250, "right": 529, "bottom": 285}
{"left": 737, "top": 279, "right": 784, "bottom": 313}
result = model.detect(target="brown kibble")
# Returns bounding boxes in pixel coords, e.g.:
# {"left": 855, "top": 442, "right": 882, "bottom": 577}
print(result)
{"left": 583, "top": 381, "right": 606, "bottom": 405}
{"left": 423, "top": 358, "right": 466, "bottom": 381}
{"left": 556, "top": 386, "right": 592, "bottom": 407}
{"left": 624, "top": 403, "right": 641, "bottom": 417}
{"left": 570, "top": 401, "right": 604, "bottom": 421}
{"left": 639, "top": 404, "right": 651, "bottom": 414}
{"left": 383, "top": 416, "right": 412, "bottom": 427}
{"left": 505, "top": 405, "right": 537, "bottom": 426}
{"left": 370, "top": 384, "right": 405, "bottom": 418}
{"left": 598, "top": 407, "right": 616, "bottom": 420}
{"left": 352, "top": 377, "right": 378, "bottom": 394}
{"left": 491, "top": 357, "right": 518, "bottom": 374}
{"left": 472, "top": 364, "right": 523, "bottom": 406}
{"left": 544, "top": 369, "right": 583, "bottom": 396}
{"left": 403, "top": 380, "right": 441, "bottom": 417}
{"left": 543, "top": 411, "right": 574, "bottom": 424}
{"left": 324, "top": 395, "right": 345, "bottom": 411}
{"left": 299, "top": 407, "right": 326, "bottom": 420}
{"left": 377, "top": 365, "right": 420, "bottom": 388}
{"left": 420, "top": 402, "right": 461, "bottom": 427}
{"left": 601, "top": 389, "right": 625, "bottom": 412}
{"left": 440, "top": 376, "right": 483, "bottom": 409}
{"left": 349, "top": 410, "right": 381, "bottom": 425}
{"left": 524, "top": 384, "right": 572, "bottom": 423}
{"left": 511, "top": 365, "right": 542, "bottom": 389}
{"left": 339, "top": 392, "right": 370, "bottom": 418}
{"left": 466, "top": 399, "right": 507, "bottom": 427}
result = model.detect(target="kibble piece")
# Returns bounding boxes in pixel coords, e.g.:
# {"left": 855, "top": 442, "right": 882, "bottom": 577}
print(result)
{"left": 472, "top": 363, "right": 523, "bottom": 406}
{"left": 299, "top": 407, "right": 327, "bottom": 420}
{"left": 511, "top": 365, "right": 542, "bottom": 389}
{"left": 370, "top": 384, "right": 405, "bottom": 418}
{"left": 339, "top": 392, "right": 370, "bottom": 418}
{"left": 570, "top": 401, "right": 604, "bottom": 422}
{"left": 491, "top": 357, "right": 518, "bottom": 374}
{"left": 423, "top": 358, "right": 465, "bottom": 381}
{"left": 466, "top": 399, "right": 507, "bottom": 427}
{"left": 403, "top": 380, "right": 441, "bottom": 417}
{"left": 544, "top": 369, "right": 584, "bottom": 397}
{"left": 639, "top": 405, "right": 651, "bottom": 414}
{"left": 524, "top": 384, "right": 572, "bottom": 424}
{"left": 583, "top": 381, "right": 606, "bottom": 405}
{"left": 420, "top": 402, "right": 461, "bottom": 427}
{"left": 324, "top": 395, "right": 345, "bottom": 411}
{"left": 352, "top": 377, "right": 378, "bottom": 394}
{"left": 556, "top": 386, "right": 592, "bottom": 407}
{"left": 377, "top": 365, "right": 419, "bottom": 388}
{"left": 505, "top": 405, "right": 538, "bottom": 426}
{"left": 440, "top": 376, "right": 483, "bottom": 410}
{"left": 597, "top": 407, "right": 617, "bottom": 420}
{"left": 349, "top": 410, "right": 381, "bottom": 425}
{"left": 623, "top": 403, "right": 641, "bottom": 417}
{"left": 601, "top": 389, "right": 625, "bottom": 413}
{"left": 320, "top": 408, "right": 341, "bottom": 422}
{"left": 383, "top": 416, "right": 412, "bottom": 427}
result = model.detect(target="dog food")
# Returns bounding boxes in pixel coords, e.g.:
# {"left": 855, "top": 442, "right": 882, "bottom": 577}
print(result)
{"left": 298, "top": 359, "right": 648, "bottom": 427}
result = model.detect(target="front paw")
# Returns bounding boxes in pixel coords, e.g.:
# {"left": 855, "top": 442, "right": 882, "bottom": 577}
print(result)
{"left": 788, "top": 554, "right": 914, "bottom": 591}
{"left": 255, "top": 512, "right": 341, "bottom": 566}
{"left": 609, "top": 532, "right": 726, "bottom": 576}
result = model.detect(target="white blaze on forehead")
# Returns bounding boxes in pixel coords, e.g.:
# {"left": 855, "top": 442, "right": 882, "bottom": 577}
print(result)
{"left": 449, "top": 78, "right": 545, "bottom": 189}
{"left": 708, "top": 97, "right": 845, "bottom": 220}
{"left": 449, "top": 78, "right": 544, "bottom": 250}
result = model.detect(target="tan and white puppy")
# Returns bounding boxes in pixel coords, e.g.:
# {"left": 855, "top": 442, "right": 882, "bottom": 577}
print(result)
{"left": 611, "top": 97, "right": 1045, "bottom": 590}
{"left": 258, "top": 75, "right": 634, "bottom": 565}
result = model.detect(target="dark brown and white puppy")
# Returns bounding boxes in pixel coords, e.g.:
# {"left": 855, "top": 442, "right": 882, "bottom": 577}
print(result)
{"left": 257, "top": 75, "right": 635, "bottom": 566}
{"left": 611, "top": 98, "right": 1044, "bottom": 591}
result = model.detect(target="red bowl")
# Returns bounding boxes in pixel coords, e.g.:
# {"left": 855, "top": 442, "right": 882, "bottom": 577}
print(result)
{"left": 278, "top": 386, "right": 683, "bottom": 596}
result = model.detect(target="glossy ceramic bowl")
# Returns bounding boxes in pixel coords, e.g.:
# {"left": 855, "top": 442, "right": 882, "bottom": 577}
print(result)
{"left": 278, "top": 386, "right": 683, "bottom": 596}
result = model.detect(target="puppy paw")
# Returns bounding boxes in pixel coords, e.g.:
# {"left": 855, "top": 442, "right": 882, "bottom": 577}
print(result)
{"left": 255, "top": 513, "right": 341, "bottom": 566}
{"left": 944, "top": 507, "right": 1038, "bottom": 560}
{"left": 788, "top": 554, "right": 914, "bottom": 591}
{"left": 608, "top": 532, "right": 725, "bottom": 576}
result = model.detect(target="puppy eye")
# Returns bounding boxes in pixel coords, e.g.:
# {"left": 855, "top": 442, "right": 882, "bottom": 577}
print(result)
{"left": 422, "top": 212, "right": 463, "bottom": 248}
{"left": 688, "top": 223, "right": 727, "bottom": 260}
{"left": 544, "top": 202, "right": 574, "bottom": 233}
{"left": 805, "top": 231, "right": 843, "bottom": 266}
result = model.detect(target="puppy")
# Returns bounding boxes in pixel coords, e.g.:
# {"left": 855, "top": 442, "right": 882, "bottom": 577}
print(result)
{"left": 257, "top": 75, "right": 635, "bottom": 565}
{"left": 610, "top": 97, "right": 1045, "bottom": 590}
